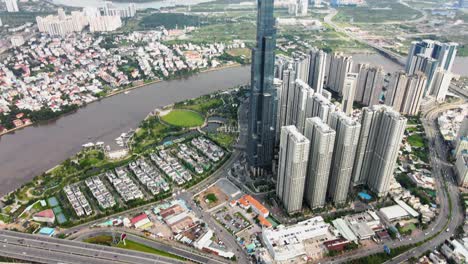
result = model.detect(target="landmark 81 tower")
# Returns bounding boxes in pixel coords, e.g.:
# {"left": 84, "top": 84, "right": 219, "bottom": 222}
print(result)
{"left": 247, "top": 0, "right": 277, "bottom": 175}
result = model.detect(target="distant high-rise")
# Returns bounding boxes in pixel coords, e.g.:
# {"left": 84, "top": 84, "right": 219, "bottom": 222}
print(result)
{"left": 429, "top": 69, "right": 453, "bottom": 102}
{"left": 309, "top": 93, "right": 337, "bottom": 124}
{"left": 460, "top": 0, "right": 468, "bottom": 8}
{"left": 297, "top": 0, "right": 308, "bottom": 16}
{"left": 327, "top": 53, "right": 353, "bottom": 95}
{"left": 407, "top": 54, "right": 439, "bottom": 94}
{"left": 327, "top": 111, "right": 361, "bottom": 205}
{"left": 455, "top": 116, "right": 468, "bottom": 156}
{"left": 5, "top": 0, "right": 19, "bottom": 12}
{"left": 400, "top": 72, "right": 427, "bottom": 116}
{"left": 352, "top": 105, "right": 406, "bottom": 196}
{"left": 294, "top": 80, "right": 314, "bottom": 133}
{"left": 313, "top": 0, "right": 321, "bottom": 7}
{"left": 247, "top": 0, "right": 277, "bottom": 174}
{"left": 274, "top": 78, "right": 284, "bottom": 145}
{"left": 406, "top": 40, "right": 458, "bottom": 83}
{"left": 304, "top": 117, "right": 335, "bottom": 209}
{"left": 293, "top": 53, "right": 311, "bottom": 84}
{"left": 355, "top": 65, "right": 385, "bottom": 106}
{"left": 308, "top": 48, "right": 327, "bottom": 94}
{"left": 277, "top": 126, "right": 310, "bottom": 214}
{"left": 341, "top": 72, "right": 358, "bottom": 115}
{"left": 277, "top": 68, "right": 296, "bottom": 132}
{"left": 385, "top": 71, "right": 408, "bottom": 112}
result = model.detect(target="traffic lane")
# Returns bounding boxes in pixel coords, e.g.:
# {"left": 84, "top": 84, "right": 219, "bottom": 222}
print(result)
{"left": 0, "top": 241, "right": 127, "bottom": 264}
{"left": 64, "top": 230, "right": 208, "bottom": 264}
{"left": 0, "top": 232, "right": 183, "bottom": 264}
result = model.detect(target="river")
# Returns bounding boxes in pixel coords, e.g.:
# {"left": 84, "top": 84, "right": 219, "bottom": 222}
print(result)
{"left": 0, "top": 66, "right": 250, "bottom": 196}
{"left": 350, "top": 53, "right": 468, "bottom": 77}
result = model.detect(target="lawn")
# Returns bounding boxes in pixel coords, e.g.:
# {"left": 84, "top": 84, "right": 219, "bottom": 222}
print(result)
{"left": 407, "top": 134, "right": 425, "bottom": 148}
{"left": 227, "top": 48, "right": 251, "bottom": 58}
{"left": 399, "top": 223, "right": 417, "bottom": 234}
{"left": 117, "top": 240, "right": 185, "bottom": 260}
{"left": 333, "top": 0, "right": 422, "bottom": 23}
{"left": 161, "top": 109, "right": 205, "bottom": 128}
{"left": 208, "top": 132, "right": 237, "bottom": 149}
{"left": 84, "top": 235, "right": 184, "bottom": 260}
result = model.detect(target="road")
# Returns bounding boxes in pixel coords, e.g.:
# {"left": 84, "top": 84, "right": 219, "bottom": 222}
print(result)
{"left": 52, "top": 100, "right": 251, "bottom": 264}
{"left": 323, "top": 100, "right": 465, "bottom": 263}
{"left": 0, "top": 229, "right": 184, "bottom": 264}
{"left": 324, "top": 7, "right": 468, "bottom": 101}
{"left": 385, "top": 101, "right": 465, "bottom": 263}
{"left": 73, "top": 229, "right": 226, "bottom": 264}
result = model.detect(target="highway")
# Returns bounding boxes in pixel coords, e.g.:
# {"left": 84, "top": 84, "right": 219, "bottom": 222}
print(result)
{"left": 324, "top": 8, "right": 468, "bottom": 101}
{"left": 0, "top": 230, "right": 184, "bottom": 264}
{"left": 74, "top": 229, "right": 227, "bottom": 264}
{"left": 54, "top": 101, "right": 250, "bottom": 264}
{"left": 324, "top": 100, "right": 466, "bottom": 263}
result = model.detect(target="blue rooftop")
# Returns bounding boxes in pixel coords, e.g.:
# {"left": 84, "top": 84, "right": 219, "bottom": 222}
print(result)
{"left": 38, "top": 227, "right": 55, "bottom": 236}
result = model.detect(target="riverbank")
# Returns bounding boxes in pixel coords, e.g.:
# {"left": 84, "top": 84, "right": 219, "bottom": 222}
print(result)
{"left": 0, "top": 65, "right": 250, "bottom": 196}
{"left": 0, "top": 63, "right": 242, "bottom": 138}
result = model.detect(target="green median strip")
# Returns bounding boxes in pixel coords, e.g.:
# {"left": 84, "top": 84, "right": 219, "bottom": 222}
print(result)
{"left": 84, "top": 235, "right": 185, "bottom": 261}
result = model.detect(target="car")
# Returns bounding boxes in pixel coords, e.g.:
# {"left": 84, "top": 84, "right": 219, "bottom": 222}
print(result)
{"left": 446, "top": 228, "right": 450, "bottom": 232}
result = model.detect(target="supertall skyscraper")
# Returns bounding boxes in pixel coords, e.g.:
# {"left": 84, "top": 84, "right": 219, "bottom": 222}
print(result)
{"left": 304, "top": 117, "right": 335, "bottom": 209}
{"left": 277, "top": 126, "right": 310, "bottom": 214}
{"left": 327, "top": 111, "right": 361, "bottom": 205}
{"left": 247, "top": 0, "right": 277, "bottom": 174}
{"left": 352, "top": 105, "right": 406, "bottom": 196}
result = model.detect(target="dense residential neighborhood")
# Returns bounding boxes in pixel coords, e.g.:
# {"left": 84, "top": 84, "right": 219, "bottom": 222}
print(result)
{"left": 0, "top": 28, "right": 245, "bottom": 131}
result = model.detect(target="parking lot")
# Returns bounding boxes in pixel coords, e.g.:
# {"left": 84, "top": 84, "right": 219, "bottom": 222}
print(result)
{"left": 213, "top": 206, "right": 251, "bottom": 235}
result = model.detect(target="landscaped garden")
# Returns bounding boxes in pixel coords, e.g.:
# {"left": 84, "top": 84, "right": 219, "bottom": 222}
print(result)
{"left": 1, "top": 88, "right": 246, "bottom": 229}
{"left": 160, "top": 109, "right": 205, "bottom": 128}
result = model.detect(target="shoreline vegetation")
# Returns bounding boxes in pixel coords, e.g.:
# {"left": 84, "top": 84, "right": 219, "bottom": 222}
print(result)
{"left": 0, "top": 62, "right": 242, "bottom": 138}
{"left": 0, "top": 83, "right": 244, "bottom": 228}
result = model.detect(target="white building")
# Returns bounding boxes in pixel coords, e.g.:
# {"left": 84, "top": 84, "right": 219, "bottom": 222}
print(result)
{"left": 37, "top": 9, "right": 88, "bottom": 36}
{"left": 262, "top": 216, "right": 330, "bottom": 261}
{"left": 341, "top": 72, "right": 358, "bottom": 115}
{"left": 354, "top": 64, "right": 385, "bottom": 107}
{"left": 456, "top": 151, "right": 468, "bottom": 187}
{"left": 400, "top": 72, "right": 427, "bottom": 116}
{"left": 103, "top": 1, "right": 137, "bottom": 18}
{"left": 304, "top": 117, "right": 335, "bottom": 209}
{"left": 10, "top": 35, "right": 24, "bottom": 47}
{"left": 327, "top": 111, "right": 361, "bottom": 205}
{"left": 385, "top": 71, "right": 408, "bottom": 112}
{"left": 277, "top": 125, "right": 310, "bottom": 214}
{"left": 89, "top": 15, "right": 122, "bottom": 32}
{"left": 308, "top": 48, "right": 327, "bottom": 94}
{"left": 352, "top": 105, "right": 407, "bottom": 196}
{"left": 430, "top": 69, "right": 453, "bottom": 102}
{"left": 5, "top": 0, "right": 19, "bottom": 12}
{"left": 327, "top": 53, "right": 353, "bottom": 95}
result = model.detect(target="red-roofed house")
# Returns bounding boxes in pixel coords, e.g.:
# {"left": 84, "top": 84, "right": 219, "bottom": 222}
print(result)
{"left": 33, "top": 209, "right": 55, "bottom": 224}
{"left": 236, "top": 195, "right": 269, "bottom": 217}
{"left": 130, "top": 213, "right": 152, "bottom": 229}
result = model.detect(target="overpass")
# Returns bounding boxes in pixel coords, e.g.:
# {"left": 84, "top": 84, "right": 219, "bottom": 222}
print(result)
{"left": 0, "top": 229, "right": 221, "bottom": 264}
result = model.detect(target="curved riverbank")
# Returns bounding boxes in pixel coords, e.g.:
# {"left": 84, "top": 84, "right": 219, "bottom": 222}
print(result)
{"left": 0, "top": 63, "right": 242, "bottom": 138}
{"left": 0, "top": 65, "right": 250, "bottom": 196}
